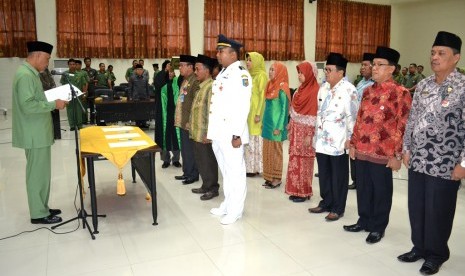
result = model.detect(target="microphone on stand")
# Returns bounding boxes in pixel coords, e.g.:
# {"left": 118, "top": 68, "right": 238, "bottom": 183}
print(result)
{"left": 51, "top": 70, "right": 74, "bottom": 77}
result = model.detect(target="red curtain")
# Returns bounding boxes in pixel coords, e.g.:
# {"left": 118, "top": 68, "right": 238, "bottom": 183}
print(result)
{"left": 0, "top": 0, "right": 37, "bottom": 58}
{"left": 204, "top": 0, "right": 304, "bottom": 61}
{"left": 56, "top": 0, "right": 190, "bottom": 58}
{"left": 316, "top": 0, "right": 391, "bottom": 62}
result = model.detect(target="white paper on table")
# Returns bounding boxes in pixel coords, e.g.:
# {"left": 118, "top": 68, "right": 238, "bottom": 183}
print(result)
{"left": 105, "top": 133, "right": 141, "bottom": 139}
{"left": 45, "top": 85, "right": 83, "bottom": 101}
{"left": 101, "top": 126, "right": 135, "bottom": 132}
{"left": 108, "top": 140, "right": 149, "bottom": 148}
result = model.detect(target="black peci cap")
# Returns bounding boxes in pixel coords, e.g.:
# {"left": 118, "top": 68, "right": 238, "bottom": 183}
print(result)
{"left": 26, "top": 41, "right": 53, "bottom": 54}
{"left": 362, "top": 53, "right": 375, "bottom": 62}
{"left": 196, "top": 54, "right": 215, "bottom": 68}
{"left": 374, "top": 46, "right": 400, "bottom": 64}
{"left": 180, "top": 55, "right": 197, "bottom": 64}
{"left": 433, "top": 31, "right": 462, "bottom": 53}
{"left": 326, "top": 52, "right": 348, "bottom": 69}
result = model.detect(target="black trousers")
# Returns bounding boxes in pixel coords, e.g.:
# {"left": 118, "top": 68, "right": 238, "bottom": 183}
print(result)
{"left": 193, "top": 141, "right": 219, "bottom": 192}
{"left": 316, "top": 153, "right": 349, "bottom": 215}
{"left": 180, "top": 128, "right": 199, "bottom": 179}
{"left": 408, "top": 170, "right": 460, "bottom": 265}
{"left": 355, "top": 160, "right": 393, "bottom": 233}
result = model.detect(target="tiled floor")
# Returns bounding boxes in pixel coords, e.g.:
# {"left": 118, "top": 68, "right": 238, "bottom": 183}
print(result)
{"left": 0, "top": 112, "right": 464, "bottom": 276}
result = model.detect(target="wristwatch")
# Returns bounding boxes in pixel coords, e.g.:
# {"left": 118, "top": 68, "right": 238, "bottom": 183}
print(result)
{"left": 232, "top": 135, "right": 241, "bottom": 140}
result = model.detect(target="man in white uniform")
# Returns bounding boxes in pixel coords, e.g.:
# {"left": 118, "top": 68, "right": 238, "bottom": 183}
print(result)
{"left": 207, "top": 34, "right": 252, "bottom": 225}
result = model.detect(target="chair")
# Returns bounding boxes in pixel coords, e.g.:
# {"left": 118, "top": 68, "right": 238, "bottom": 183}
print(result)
{"left": 113, "top": 86, "right": 128, "bottom": 98}
{"left": 95, "top": 88, "right": 114, "bottom": 101}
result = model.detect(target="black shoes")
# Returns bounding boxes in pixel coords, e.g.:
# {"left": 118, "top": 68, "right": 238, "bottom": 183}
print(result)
{"left": 291, "top": 196, "right": 310, "bottom": 203}
{"left": 49, "top": 208, "right": 62, "bottom": 216}
{"left": 343, "top": 223, "right": 364, "bottom": 232}
{"left": 246, "top": 172, "right": 257, "bottom": 177}
{"left": 348, "top": 182, "right": 356, "bottom": 189}
{"left": 175, "top": 175, "right": 187, "bottom": 180}
{"left": 325, "top": 212, "right": 343, "bottom": 221}
{"left": 366, "top": 231, "right": 384, "bottom": 244}
{"left": 200, "top": 191, "right": 219, "bottom": 201}
{"left": 172, "top": 161, "right": 182, "bottom": 168}
{"left": 162, "top": 162, "right": 170, "bottom": 168}
{"left": 182, "top": 177, "right": 199, "bottom": 185}
{"left": 419, "top": 261, "right": 441, "bottom": 275}
{"left": 397, "top": 251, "right": 423, "bottom": 263}
{"left": 192, "top": 187, "right": 208, "bottom": 194}
{"left": 308, "top": 206, "right": 327, "bottom": 213}
{"left": 31, "top": 214, "right": 63, "bottom": 224}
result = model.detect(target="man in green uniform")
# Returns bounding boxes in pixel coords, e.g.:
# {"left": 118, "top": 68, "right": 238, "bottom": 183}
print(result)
{"left": 125, "top": 60, "right": 138, "bottom": 81}
{"left": 393, "top": 64, "right": 404, "bottom": 85}
{"left": 403, "top": 63, "right": 424, "bottom": 96}
{"left": 106, "top": 65, "right": 116, "bottom": 87}
{"left": 75, "top": 60, "right": 89, "bottom": 123}
{"left": 60, "top": 59, "right": 85, "bottom": 130}
{"left": 12, "top": 41, "right": 67, "bottom": 224}
{"left": 96, "top": 63, "right": 111, "bottom": 88}
{"left": 83, "top": 57, "right": 97, "bottom": 124}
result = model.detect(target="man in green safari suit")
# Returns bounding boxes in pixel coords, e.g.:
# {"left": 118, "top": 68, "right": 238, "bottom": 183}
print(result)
{"left": 12, "top": 41, "right": 67, "bottom": 224}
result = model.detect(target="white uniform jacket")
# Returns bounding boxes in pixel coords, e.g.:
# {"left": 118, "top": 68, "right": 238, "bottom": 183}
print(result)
{"left": 207, "top": 60, "right": 252, "bottom": 144}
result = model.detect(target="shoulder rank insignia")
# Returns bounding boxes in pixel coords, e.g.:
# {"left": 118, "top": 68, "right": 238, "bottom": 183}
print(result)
{"left": 242, "top": 75, "right": 249, "bottom": 87}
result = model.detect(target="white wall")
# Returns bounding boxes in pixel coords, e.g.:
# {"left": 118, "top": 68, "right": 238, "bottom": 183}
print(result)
{"left": 391, "top": 0, "right": 465, "bottom": 76}
{"left": 1, "top": 0, "right": 464, "bottom": 111}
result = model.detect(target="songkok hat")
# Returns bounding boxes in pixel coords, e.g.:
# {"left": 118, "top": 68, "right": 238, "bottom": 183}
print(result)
{"left": 362, "top": 53, "right": 375, "bottom": 62}
{"left": 433, "top": 31, "right": 462, "bottom": 53}
{"left": 161, "top": 60, "right": 171, "bottom": 70}
{"left": 180, "top": 54, "right": 197, "bottom": 64}
{"left": 26, "top": 41, "right": 53, "bottom": 54}
{"left": 326, "top": 52, "right": 348, "bottom": 70}
{"left": 196, "top": 54, "right": 215, "bottom": 68}
{"left": 374, "top": 46, "right": 400, "bottom": 64}
{"left": 152, "top": 63, "right": 159, "bottom": 67}
{"left": 134, "top": 64, "right": 143, "bottom": 69}
{"left": 217, "top": 34, "right": 243, "bottom": 51}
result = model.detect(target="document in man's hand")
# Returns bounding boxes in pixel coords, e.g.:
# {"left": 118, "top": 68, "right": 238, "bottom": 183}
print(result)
{"left": 45, "top": 85, "right": 83, "bottom": 101}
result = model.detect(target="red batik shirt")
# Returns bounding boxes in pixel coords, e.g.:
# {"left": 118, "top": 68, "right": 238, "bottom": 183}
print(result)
{"left": 350, "top": 79, "right": 412, "bottom": 164}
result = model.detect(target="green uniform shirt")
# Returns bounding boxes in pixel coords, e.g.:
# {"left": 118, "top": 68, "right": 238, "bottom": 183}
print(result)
{"left": 189, "top": 78, "right": 214, "bottom": 143}
{"left": 106, "top": 71, "right": 116, "bottom": 86}
{"left": 96, "top": 70, "right": 109, "bottom": 87}
{"left": 60, "top": 70, "right": 82, "bottom": 89}
{"left": 75, "top": 69, "right": 89, "bottom": 91}
{"left": 12, "top": 62, "right": 56, "bottom": 149}
{"left": 393, "top": 72, "right": 404, "bottom": 85}
{"left": 125, "top": 67, "right": 134, "bottom": 81}
{"left": 403, "top": 72, "right": 423, "bottom": 88}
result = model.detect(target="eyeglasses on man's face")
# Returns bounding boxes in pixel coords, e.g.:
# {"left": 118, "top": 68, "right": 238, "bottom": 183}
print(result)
{"left": 372, "top": 63, "right": 390, "bottom": 68}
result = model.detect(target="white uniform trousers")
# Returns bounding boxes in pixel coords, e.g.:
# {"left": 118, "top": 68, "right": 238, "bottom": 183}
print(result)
{"left": 212, "top": 140, "right": 247, "bottom": 218}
